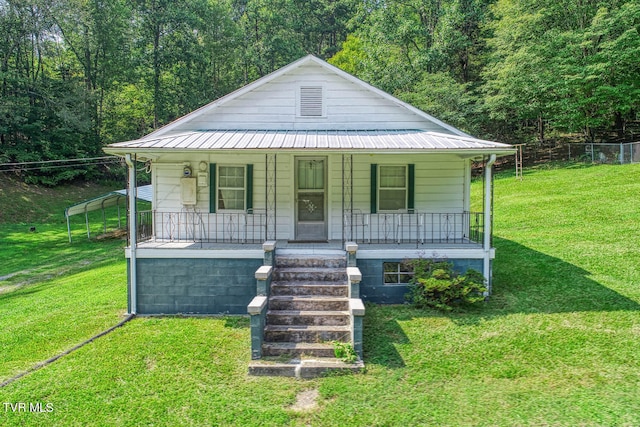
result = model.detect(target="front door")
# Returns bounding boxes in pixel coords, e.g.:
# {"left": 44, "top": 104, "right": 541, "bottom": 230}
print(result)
{"left": 295, "top": 157, "right": 327, "bottom": 241}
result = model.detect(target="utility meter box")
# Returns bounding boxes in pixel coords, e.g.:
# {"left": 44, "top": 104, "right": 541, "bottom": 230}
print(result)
{"left": 181, "top": 177, "right": 197, "bottom": 205}
{"left": 197, "top": 171, "right": 208, "bottom": 187}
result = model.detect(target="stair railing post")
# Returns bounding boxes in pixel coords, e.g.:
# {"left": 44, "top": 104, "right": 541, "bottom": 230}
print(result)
{"left": 263, "top": 240, "right": 276, "bottom": 267}
{"left": 248, "top": 265, "right": 272, "bottom": 360}
{"left": 345, "top": 241, "right": 358, "bottom": 268}
{"left": 349, "top": 299, "right": 365, "bottom": 360}
{"left": 248, "top": 295, "right": 268, "bottom": 360}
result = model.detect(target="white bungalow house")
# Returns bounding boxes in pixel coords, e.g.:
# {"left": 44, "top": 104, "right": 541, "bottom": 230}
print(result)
{"left": 104, "top": 55, "right": 513, "bottom": 366}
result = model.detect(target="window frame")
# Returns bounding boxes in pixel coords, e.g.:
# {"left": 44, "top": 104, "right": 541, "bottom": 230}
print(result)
{"left": 217, "top": 164, "right": 246, "bottom": 212}
{"left": 377, "top": 164, "right": 408, "bottom": 212}
{"left": 383, "top": 262, "right": 414, "bottom": 285}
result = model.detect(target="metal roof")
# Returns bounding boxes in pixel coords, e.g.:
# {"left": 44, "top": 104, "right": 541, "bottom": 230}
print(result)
{"left": 65, "top": 185, "right": 152, "bottom": 218}
{"left": 105, "top": 130, "right": 514, "bottom": 154}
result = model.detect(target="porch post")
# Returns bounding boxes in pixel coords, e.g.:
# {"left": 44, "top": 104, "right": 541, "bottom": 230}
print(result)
{"left": 125, "top": 154, "right": 138, "bottom": 315}
{"left": 483, "top": 154, "right": 496, "bottom": 295}
{"left": 342, "top": 154, "right": 353, "bottom": 242}
{"left": 265, "top": 153, "right": 276, "bottom": 241}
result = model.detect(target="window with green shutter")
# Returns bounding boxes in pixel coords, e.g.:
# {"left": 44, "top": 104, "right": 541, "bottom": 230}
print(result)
{"left": 210, "top": 164, "right": 254, "bottom": 212}
{"left": 218, "top": 166, "right": 245, "bottom": 210}
{"left": 372, "top": 164, "right": 415, "bottom": 212}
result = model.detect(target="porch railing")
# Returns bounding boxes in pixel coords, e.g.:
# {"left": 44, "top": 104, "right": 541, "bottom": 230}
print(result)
{"left": 137, "top": 210, "right": 154, "bottom": 242}
{"left": 343, "top": 210, "right": 484, "bottom": 246}
{"left": 137, "top": 209, "right": 267, "bottom": 244}
{"left": 135, "top": 209, "right": 485, "bottom": 246}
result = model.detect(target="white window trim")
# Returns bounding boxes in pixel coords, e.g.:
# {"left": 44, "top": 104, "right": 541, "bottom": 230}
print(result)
{"left": 378, "top": 164, "right": 408, "bottom": 212}
{"left": 217, "top": 164, "right": 246, "bottom": 212}
{"left": 383, "top": 262, "right": 414, "bottom": 285}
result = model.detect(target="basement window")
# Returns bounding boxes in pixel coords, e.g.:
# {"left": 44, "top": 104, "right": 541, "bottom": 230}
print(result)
{"left": 299, "top": 86, "right": 324, "bottom": 117}
{"left": 383, "top": 262, "right": 413, "bottom": 285}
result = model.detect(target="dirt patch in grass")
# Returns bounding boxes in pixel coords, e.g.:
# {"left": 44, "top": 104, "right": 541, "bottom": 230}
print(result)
{"left": 0, "top": 270, "right": 33, "bottom": 294}
{"left": 0, "top": 259, "right": 100, "bottom": 293}
{"left": 0, "top": 271, "right": 23, "bottom": 281}
{"left": 289, "top": 389, "right": 320, "bottom": 412}
{"left": 96, "top": 229, "right": 128, "bottom": 240}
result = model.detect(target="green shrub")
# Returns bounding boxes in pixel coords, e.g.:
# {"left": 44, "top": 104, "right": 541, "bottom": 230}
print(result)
{"left": 405, "top": 259, "right": 487, "bottom": 311}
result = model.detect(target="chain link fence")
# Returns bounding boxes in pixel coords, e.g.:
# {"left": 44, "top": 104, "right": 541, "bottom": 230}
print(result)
{"left": 491, "top": 141, "right": 640, "bottom": 172}
{"left": 566, "top": 142, "right": 640, "bottom": 164}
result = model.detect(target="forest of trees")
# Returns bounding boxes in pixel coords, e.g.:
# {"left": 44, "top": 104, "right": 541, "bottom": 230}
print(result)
{"left": 1, "top": 0, "right": 638, "bottom": 184}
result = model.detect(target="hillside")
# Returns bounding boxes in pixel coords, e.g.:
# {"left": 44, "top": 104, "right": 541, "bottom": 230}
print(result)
{"left": 0, "top": 176, "right": 124, "bottom": 224}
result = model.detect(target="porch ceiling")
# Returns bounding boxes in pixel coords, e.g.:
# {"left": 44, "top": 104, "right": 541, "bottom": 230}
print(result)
{"left": 104, "top": 129, "right": 514, "bottom": 156}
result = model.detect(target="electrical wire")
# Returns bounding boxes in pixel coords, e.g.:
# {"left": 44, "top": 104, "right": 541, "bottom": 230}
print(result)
{"left": 0, "top": 158, "right": 122, "bottom": 173}
{"left": 0, "top": 156, "right": 117, "bottom": 167}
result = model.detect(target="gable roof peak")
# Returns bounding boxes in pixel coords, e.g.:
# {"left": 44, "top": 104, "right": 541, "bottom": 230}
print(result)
{"left": 144, "top": 55, "right": 469, "bottom": 139}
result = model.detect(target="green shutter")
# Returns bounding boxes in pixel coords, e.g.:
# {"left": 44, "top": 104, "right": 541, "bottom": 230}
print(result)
{"left": 246, "top": 164, "right": 253, "bottom": 212}
{"left": 370, "top": 164, "right": 377, "bottom": 214}
{"left": 209, "top": 163, "right": 216, "bottom": 213}
{"left": 408, "top": 164, "right": 415, "bottom": 211}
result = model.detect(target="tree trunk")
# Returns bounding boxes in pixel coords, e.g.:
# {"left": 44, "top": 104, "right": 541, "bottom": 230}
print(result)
{"left": 614, "top": 112, "right": 624, "bottom": 139}
{"left": 538, "top": 114, "right": 545, "bottom": 144}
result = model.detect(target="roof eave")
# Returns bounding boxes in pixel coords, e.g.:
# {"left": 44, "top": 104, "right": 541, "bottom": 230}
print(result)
{"left": 103, "top": 146, "right": 516, "bottom": 158}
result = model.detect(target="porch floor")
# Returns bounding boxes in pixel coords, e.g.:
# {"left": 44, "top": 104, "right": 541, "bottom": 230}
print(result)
{"left": 135, "top": 239, "right": 483, "bottom": 251}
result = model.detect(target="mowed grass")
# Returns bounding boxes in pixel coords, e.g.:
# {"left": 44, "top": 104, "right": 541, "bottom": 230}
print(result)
{"left": 0, "top": 177, "right": 129, "bottom": 382}
{"left": 1, "top": 163, "right": 640, "bottom": 426}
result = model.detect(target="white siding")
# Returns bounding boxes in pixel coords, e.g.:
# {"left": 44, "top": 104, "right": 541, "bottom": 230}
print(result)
{"left": 328, "top": 153, "right": 465, "bottom": 240}
{"left": 150, "top": 152, "right": 467, "bottom": 242}
{"left": 164, "top": 61, "right": 453, "bottom": 133}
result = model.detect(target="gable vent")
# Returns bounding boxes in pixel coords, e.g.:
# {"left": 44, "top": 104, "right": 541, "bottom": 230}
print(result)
{"left": 299, "top": 86, "right": 324, "bottom": 117}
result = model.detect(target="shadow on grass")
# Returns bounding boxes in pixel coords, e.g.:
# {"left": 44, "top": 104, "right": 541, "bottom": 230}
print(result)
{"left": 363, "top": 304, "right": 410, "bottom": 368}
{"left": 0, "top": 256, "right": 122, "bottom": 304}
{"left": 0, "top": 281, "right": 57, "bottom": 302}
{"left": 224, "top": 316, "right": 249, "bottom": 329}
{"left": 362, "top": 236, "right": 640, "bottom": 369}
{"left": 487, "top": 236, "right": 640, "bottom": 315}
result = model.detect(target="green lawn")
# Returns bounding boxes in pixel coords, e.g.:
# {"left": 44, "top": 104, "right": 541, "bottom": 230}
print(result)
{"left": 1, "top": 163, "right": 639, "bottom": 426}
{"left": 0, "top": 179, "right": 129, "bottom": 382}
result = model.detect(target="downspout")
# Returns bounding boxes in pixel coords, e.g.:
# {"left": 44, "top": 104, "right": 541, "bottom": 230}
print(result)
{"left": 483, "top": 154, "right": 497, "bottom": 296}
{"left": 125, "top": 154, "right": 137, "bottom": 315}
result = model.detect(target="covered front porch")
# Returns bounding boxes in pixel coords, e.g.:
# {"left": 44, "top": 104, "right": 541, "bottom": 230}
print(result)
{"left": 133, "top": 209, "right": 487, "bottom": 248}
{"left": 123, "top": 150, "right": 499, "bottom": 315}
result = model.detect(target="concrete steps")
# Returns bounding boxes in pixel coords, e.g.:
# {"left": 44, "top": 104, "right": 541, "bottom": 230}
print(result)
{"left": 252, "top": 251, "right": 362, "bottom": 377}
{"left": 261, "top": 342, "right": 336, "bottom": 358}
{"left": 273, "top": 268, "right": 347, "bottom": 282}
{"left": 270, "top": 282, "right": 348, "bottom": 297}
{"left": 248, "top": 357, "right": 364, "bottom": 378}
{"left": 264, "top": 324, "right": 351, "bottom": 343}
{"left": 275, "top": 254, "right": 346, "bottom": 269}
{"left": 268, "top": 295, "right": 349, "bottom": 311}
{"left": 266, "top": 310, "right": 350, "bottom": 326}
